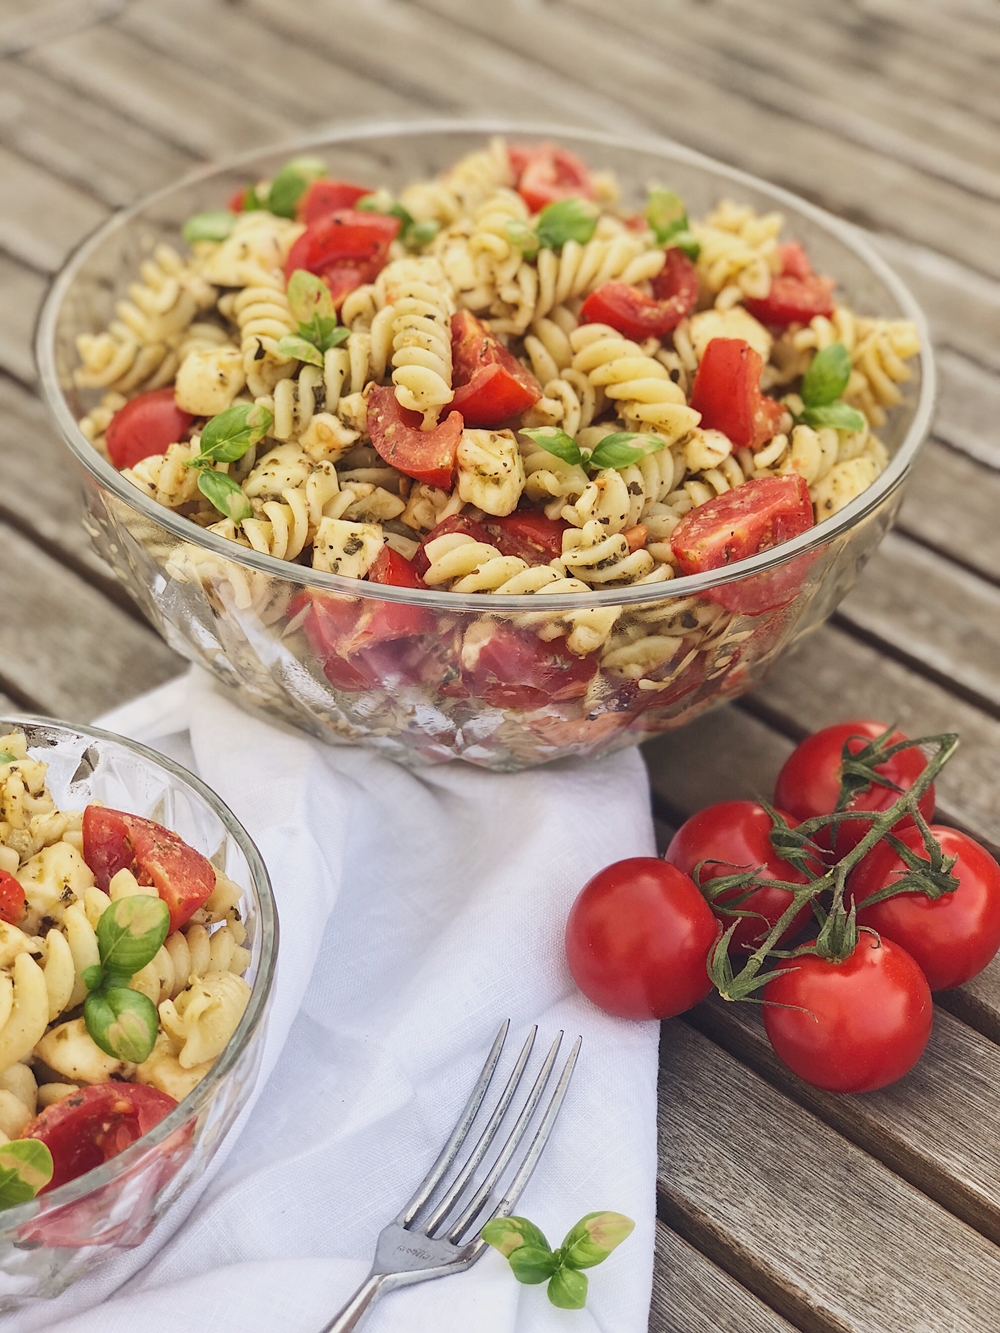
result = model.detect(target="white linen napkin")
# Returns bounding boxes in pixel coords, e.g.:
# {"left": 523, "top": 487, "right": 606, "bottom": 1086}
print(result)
{"left": 12, "top": 667, "right": 659, "bottom": 1333}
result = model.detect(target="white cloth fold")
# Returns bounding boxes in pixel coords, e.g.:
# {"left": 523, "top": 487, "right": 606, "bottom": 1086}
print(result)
{"left": 12, "top": 668, "right": 659, "bottom": 1333}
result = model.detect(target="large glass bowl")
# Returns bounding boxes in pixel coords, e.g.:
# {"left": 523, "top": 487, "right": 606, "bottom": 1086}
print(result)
{"left": 36, "top": 122, "right": 935, "bottom": 770}
{"left": 0, "top": 717, "right": 276, "bottom": 1311}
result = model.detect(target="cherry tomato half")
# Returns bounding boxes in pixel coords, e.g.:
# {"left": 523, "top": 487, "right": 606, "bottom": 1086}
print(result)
{"left": 104, "top": 388, "right": 194, "bottom": 471}
{"left": 762, "top": 934, "right": 932, "bottom": 1093}
{"left": 460, "top": 621, "right": 596, "bottom": 711}
{"left": 689, "top": 338, "right": 785, "bottom": 451}
{"left": 367, "top": 384, "right": 464, "bottom": 489}
{"left": 284, "top": 209, "right": 399, "bottom": 305}
{"left": 665, "top": 801, "right": 814, "bottom": 953}
{"left": 480, "top": 511, "right": 569, "bottom": 565}
{"left": 24, "top": 1084, "right": 179, "bottom": 1192}
{"left": 509, "top": 142, "right": 594, "bottom": 213}
{"left": 565, "top": 858, "right": 719, "bottom": 1020}
{"left": 295, "top": 178, "right": 371, "bottom": 225}
{"left": 367, "top": 545, "right": 425, "bottom": 589}
{"left": 450, "top": 311, "right": 542, "bottom": 426}
{"left": 82, "top": 807, "right": 215, "bottom": 933}
{"left": 774, "top": 720, "right": 935, "bottom": 856}
{"left": 744, "top": 246, "right": 835, "bottom": 327}
{"left": 580, "top": 249, "right": 699, "bottom": 340}
{"left": 850, "top": 826, "right": 1000, "bottom": 991}
{"left": 0, "top": 868, "right": 26, "bottom": 925}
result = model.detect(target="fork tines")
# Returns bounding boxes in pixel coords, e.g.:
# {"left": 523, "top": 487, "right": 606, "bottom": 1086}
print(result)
{"left": 396, "top": 1020, "right": 582, "bottom": 1250}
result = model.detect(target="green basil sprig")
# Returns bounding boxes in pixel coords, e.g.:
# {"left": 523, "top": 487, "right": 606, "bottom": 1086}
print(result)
{"left": 181, "top": 210, "right": 238, "bottom": 244}
{"left": 645, "top": 187, "right": 700, "bottom": 260}
{"left": 183, "top": 403, "right": 273, "bottom": 520}
{"left": 0, "top": 1140, "right": 54, "bottom": 1211}
{"left": 521, "top": 426, "right": 665, "bottom": 473}
{"left": 796, "top": 342, "right": 866, "bottom": 433}
{"left": 275, "top": 269, "right": 350, "bottom": 367}
{"left": 505, "top": 198, "right": 598, "bottom": 260}
{"left": 356, "top": 191, "right": 440, "bottom": 249}
{"left": 83, "top": 895, "right": 170, "bottom": 1064}
{"left": 264, "top": 156, "right": 327, "bottom": 218}
{"left": 482, "top": 1211, "right": 634, "bottom": 1310}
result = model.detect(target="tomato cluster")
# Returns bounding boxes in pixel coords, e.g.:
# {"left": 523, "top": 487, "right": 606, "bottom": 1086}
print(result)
{"left": 565, "top": 719, "right": 1000, "bottom": 1094}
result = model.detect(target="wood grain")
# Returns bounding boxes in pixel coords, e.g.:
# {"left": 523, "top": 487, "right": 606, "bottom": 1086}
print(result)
{"left": 657, "top": 1021, "right": 1000, "bottom": 1333}
{"left": 0, "top": 255, "right": 46, "bottom": 386}
{"left": 897, "top": 440, "right": 1000, "bottom": 585}
{"left": 0, "top": 144, "right": 107, "bottom": 272}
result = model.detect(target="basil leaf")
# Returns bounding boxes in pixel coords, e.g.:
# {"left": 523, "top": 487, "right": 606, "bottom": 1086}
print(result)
{"left": 0, "top": 1140, "right": 53, "bottom": 1210}
{"left": 646, "top": 188, "right": 687, "bottom": 241}
{"left": 196, "top": 403, "right": 273, "bottom": 464}
{"left": 243, "top": 184, "right": 264, "bottom": 212}
{"left": 0, "top": 751, "right": 15, "bottom": 764}
{"left": 81, "top": 964, "right": 105, "bottom": 992}
{"left": 801, "top": 402, "right": 867, "bottom": 433}
{"left": 536, "top": 198, "right": 598, "bottom": 251}
{"left": 198, "top": 470, "right": 254, "bottom": 522}
{"left": 509, "top": 1246, "right": 561, "bottom": 1285}
{"left": 96, "top": 894, "right": 170, "bottom": 977}
{"left": 265, "top": 155, "right": 327, "bottom": 218}
{"left": 356, "top": 189, "right": 400, "bottom": 218}
{"left": 667, "top": 228, "right": 700, "bottom": 261}
{"left": 588, "top": 432, "right": 665, "bottom": 470}
{"left": 404, "top": 218, "right": 440, "bottom": 249}
{"left": 801, "top": 342, "right": 851, "bottom": 408}
{"left": 481, "top": 1215, "right": 552, "bottom": 1259}
{"left": 520, "top": 427, "right": 583, "bottom": 466}
{"left": 275, "top": 334, "right": 324, "bottom": 368}
{"left": 560, "top": 1212, "right": 635, "bottom": 1270}
{"left": 286, "top": 268, "right": 336, "bottom": 325}
{"left": 84, "top": 987, "right": 160, "bottom": 1064}
{"left": 505, "top": 219, "right": 539, "bottom": 260}
{"left": 182, "top": 210, "right": 237, "bottom": 244}
{"left": 547, "top": 1266, "right": 588, "bottom": 1309}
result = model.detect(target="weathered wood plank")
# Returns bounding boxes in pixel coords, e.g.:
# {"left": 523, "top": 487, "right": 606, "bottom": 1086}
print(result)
{"left": 835, "top": 530, "right": 1000, "bottom": 711}
{"left": 0, "top": 255, "right": 46, "bottom": 385}
{"left": 0, "top": 0, "right": 125, "bottom": 57}
{"left": 688, "top": 1000, "right": 1000, "bottom": 1245}
{"left": 897, "top": 439, "right": 1000, "bottom": 586}
{"left": 22, "top": 24, "right": 296, "bottom": 159}
{"left": 0, "top": 60, "right": 196, "bottom": 208}
{"left": 651, "top": 1221, "right": 798, "bottom": 1333}
{"left": 657, "top": 1022, "right": 1000, "bottom": 1333}
{"left": 0, "top": 145, "right": 108, "bottom": 272}
{"left": 413, "top": 0, "right": 1000, "bottom": 277}
{"left": 934, "top": 349, "right": 1000, "bottom": 469}
{"left": 0, "top": 524, "right": 182, "bottom": 720}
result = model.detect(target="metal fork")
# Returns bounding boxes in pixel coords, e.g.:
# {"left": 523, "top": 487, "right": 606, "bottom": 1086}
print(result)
{"left": 321, "top": 1021, "right": 581, "bottom": 1332}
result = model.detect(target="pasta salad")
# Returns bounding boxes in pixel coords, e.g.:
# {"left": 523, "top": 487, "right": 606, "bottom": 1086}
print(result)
{"left": 0, "top": 731, "right": 251, "bottom": 1203}
{"left": 74, "top": 137, "right": 921, "bottom": 601}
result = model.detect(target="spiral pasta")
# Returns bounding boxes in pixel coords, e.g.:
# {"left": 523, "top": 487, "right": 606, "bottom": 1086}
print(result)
{"left": 369, "top": 257, "right": 456, "bottom": 425}
{"left": 691, "top": 198, "right": 783, "bottom": 307}
{"left": 571, "top": 324, "right": 702, "bottom": 444}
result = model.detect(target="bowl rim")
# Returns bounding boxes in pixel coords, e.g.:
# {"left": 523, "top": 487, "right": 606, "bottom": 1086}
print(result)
{"left": 0, "top": 714, "right": 278, "bottom": 1232}
{"left": 36, "top": 117, "right": 937, "bottom": 613}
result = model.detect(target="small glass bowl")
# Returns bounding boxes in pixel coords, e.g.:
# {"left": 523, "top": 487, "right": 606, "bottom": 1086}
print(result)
{"left": 37, "top": 122, "right": 935, "bottom": 770}
{"left": 0, "top": 717, "right": 277, "bottom": 1311}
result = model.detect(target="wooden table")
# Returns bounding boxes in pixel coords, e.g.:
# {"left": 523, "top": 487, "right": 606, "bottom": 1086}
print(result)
{"left": 2, "top": 2, "right": 998, "bottom": 1327}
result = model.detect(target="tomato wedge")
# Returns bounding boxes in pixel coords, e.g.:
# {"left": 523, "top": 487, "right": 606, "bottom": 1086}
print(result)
{"left": 776, "top": 242, "right": 813, "bottom": 281}
{"left": 284, "top": 210, "right": 399, "bottom": 305}
{"left": 450, "top": 312, "right": 541, "bottom": 426}
{"left": 296, "top": 178, "right": 371, "bottom": 225}
{"left": 104, "top": 388, "right": 194, "bottom": 471}
{"left": 509, "top": 142, "right": 594, "bottom": 213}
{"left": 0, "top": 868, "right": 26, "bottom": 925}
{"left": 744, "top": 244, "right": 835, "bottom": 327}
{"left": 461, "top": 621, "right": 596, "bottom": 710}
{"left": 580, "top": 249, "right": 699, "bottom": 340}
{"left": 689, "top": 338, "right": 784, "bottom": 450}
{"left": 367, "top": 545, "right": 425, "bottom": 588}
{"left": 24, "top": 1084, "right": 178, "bottom": 1192}
{"left": 480, "top": 511, "right": 569, "bottom": 565}
{"left": 670, "top": 475, "right": 815, "bottom": 614}
{"left": 82, "top": 806, "right": 215, "bottom": 933}
{"left": 367, "top": 384, "right": 464, "bottom": 488}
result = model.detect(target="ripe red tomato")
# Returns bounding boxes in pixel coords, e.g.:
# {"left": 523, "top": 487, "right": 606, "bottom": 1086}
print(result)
{"left": 565, "top": 858, "right": 719, "bottom": 1019}
{"left": 460, "top": 621, "right": 596, "bottom": 710}
{"left": 367, "top": 384, "right": 463, "bottom": 489}
{"left": 450, "top": 312, "right": 542, "bottom": 426}
{"left": 82, "top": 807, "right": 215, "bottom": 933}
{"left": 367, "top": 545, "right": 426, "bottom": 589}
{"left": 850, "top": 826, "right": 1000, "bottom": 991}
{"left": 24, "top": 1084, "right": 178, "bottom": 1191}
{"left": 104, "top": 388, "right": 194, "bottom": 471}
{"left": 744, "top": 248, "right": 835, "bottom": 327}
{"left": 774, "top": 720, "right": 935, "bottom": 855}
{"left": 664, "top": 801, "right": 814, "bottom": 952}
{"left": 762, "top": 935, "right": 932, "bottom": 1093}
{"left": 509, "top": 142, "right": 594, "bottom": 213}
{"left": 284, "top": 210, "right": 399, "bottom": 305}
{"left": 480, "top": 511, "right": 569, "bottom": 565}
{"left": 580, "top": 249, "right": 699, "bottom": 340}
{"left": 0, "top": 868, "right": 26, "bottom": 925}
{"left": 295, "top": 178, "right": 370, "bottom": 224}
{"left": 689, "top": 338, "right": 785, "bottom": 450}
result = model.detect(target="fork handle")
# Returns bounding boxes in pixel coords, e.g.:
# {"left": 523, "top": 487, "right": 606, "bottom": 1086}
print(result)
{"left": 320, "top": 1273, "right": 388, "bottom": 1333}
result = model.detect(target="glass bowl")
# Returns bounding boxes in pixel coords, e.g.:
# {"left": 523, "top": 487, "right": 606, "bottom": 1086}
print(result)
{"left": 0, "top": 717, "right": 276, "bottom": 1311}
{"left": 36, "top": 122, "right": 935, "bottom": 771}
